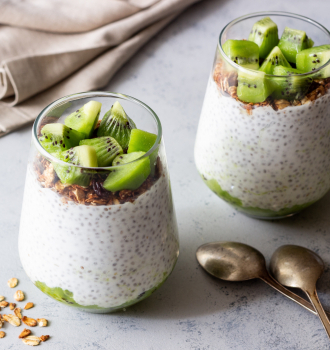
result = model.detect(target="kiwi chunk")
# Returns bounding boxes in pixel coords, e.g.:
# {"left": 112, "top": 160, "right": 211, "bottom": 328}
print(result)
{"left": 296, "top": 45, "right": 330, "bottom": 78}
{"left": 222, "top": 40, "right": 259, "bottom": 70}
{"left": 127, "top": 129, "right": 157, "bottom": 153}
{"left": 248, "top": 17, "right": 279, "bottom": 59}
{"left": 39, "top": 123, "right": 85, "bottom": 157}
{"left": 97, "top": 101, "right": 136, "bottom": 151}
{"left": 80, "top": 136, "right": 123, "bottom": 167}
{"left": 259, "top": 46, "right": 291, "bottom": 74}
{"left": 103, "top": 152, "right": 150, "bottom": 192}
{"left": 64, "top": 101, "right": 102, "bottom": 138}
{"left": 237, "top": 70, "right": 274, "bottom": 103}
{"left": 54, "top": 145, "right": 98, "bottom": 186}
{"left": 278, "top": 27, "right": 313, "bottom": 64}
{"left": 271, "top": 65, "right": 312, "bottom": 100}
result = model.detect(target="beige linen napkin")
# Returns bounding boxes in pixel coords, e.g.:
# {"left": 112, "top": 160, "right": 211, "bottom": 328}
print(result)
{"left": 0, "top": 0, "right": 201, "bottom": 137}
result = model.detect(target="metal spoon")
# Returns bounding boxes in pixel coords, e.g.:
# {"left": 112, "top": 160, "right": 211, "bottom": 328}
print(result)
{"left": 196, "top": 241, "right": 329, "bottom": 317}
{"left": 270, "top": 245, "right": 330, "bottom": 339}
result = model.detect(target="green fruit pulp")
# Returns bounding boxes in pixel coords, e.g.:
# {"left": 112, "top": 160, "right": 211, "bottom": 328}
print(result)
{"left": 259, "top": 46, "right": 291, "bottom": 74}
{"left": 203, "top": 177, "right": 317, "bottom": 219}
{"left": 80, "top": 136, "right": 123, "bottom": 167}
{"left": 271, "top": 65, "right": 312, "bottom": 100}
{"left": 127, "top": 129, "right": 157, "bottom": 153}
{"left": 237, "top": 70, "right": 274, "bottom": 103}
{"left": 222, "top": 40, "right": 259, "bottom": 70}
{"left": 54, "top": 145, "right": 98, "bottom": 186}
{"left": 103, "top": 152, "right": 150, "bottom": 192}
{"left": 39, "top": 123, "right": 85, "bottom": 157}
{"left": 97, "top": 101, "right": 136, "bottom": 151}
{"left": 65, "top": 101, "right": 102, "bottom": 138}
{"left": 278, "top": 27, "right": 313, "bottom": 64}
{"left": 296, "top": 44, "right": 330, "bottom": 78}
{"left": 248, "top": 17, "right": 279, "bottom": 59}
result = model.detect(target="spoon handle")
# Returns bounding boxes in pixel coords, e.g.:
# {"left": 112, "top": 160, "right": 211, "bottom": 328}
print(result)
{"left": 305, "top": 288, "right": 330, "bottom": 340}
{"left": 260, "top": 272, "right": 323, "bottom": 316}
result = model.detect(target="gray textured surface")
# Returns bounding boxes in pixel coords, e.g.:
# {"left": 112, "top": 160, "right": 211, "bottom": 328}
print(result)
{"left": 1, "top": 0, "right": 330, "bottom": 349}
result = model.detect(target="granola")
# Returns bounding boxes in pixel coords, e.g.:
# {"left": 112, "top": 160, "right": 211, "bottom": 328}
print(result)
{"left": 213, "top": 59, "right": 330, "bottom": 111}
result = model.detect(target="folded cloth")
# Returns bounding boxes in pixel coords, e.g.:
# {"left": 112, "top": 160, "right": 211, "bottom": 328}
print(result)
{"left": 0, "top": 0, "right": 201, "bottom": 137}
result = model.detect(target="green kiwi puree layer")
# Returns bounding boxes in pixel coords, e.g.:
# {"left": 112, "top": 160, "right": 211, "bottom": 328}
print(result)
{"left": 203, "top": 177, "right": 316, "bottom": 218}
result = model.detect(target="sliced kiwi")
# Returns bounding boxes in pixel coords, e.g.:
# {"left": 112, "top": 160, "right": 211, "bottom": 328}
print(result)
{"left": 38, "top": 123, "right": 85, "bottom": 157}
{"left": 237, "top": 70, "right": 274, "bottom": 103}
{"left": 103, "top": 152, "right": 150, "bottom": 192}
{"left": 54, "top": 145, "right": 98, "bottom": 186}
{"left": 248, "top": 17, "right": 279, "bottom": 59}
{"left": 64, "top": 101, "right": 102, "bottom": 138}
{"left": 222, "top": 40, "right": 259, "bottom": 70}
{"left": 259, "top": 46, "right": 291, "bottom": 74}
{"left": 271, "top": 65, "right": 312, "bottom": 100}
{"left": 296, "top": 45, "right": 330, "bottom": 78}
{"left": 97, "top": 101, "right": 136, "bottom": 151}
{"left": 278, "top": 27, "right": 313, "bottom": 64}
{"left": 79, "top": 136, "right": 123, "bottom": 167}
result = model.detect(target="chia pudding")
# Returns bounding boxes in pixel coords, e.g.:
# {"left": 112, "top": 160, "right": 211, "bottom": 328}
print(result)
{"left": 195, "top": 13, "right": 330, "bottom": 218}
{"left": 19, "top": 93, "right": 179, "bottom": 312}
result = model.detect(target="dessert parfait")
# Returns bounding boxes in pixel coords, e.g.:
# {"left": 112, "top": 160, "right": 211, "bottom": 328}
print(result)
{"left": 195, "top": 12, "right": 330, "bottom": 219}
{"left": 19, "top": 93, "right": 179, "bottom": 312}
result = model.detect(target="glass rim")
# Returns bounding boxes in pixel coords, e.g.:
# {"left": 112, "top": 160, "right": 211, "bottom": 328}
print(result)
{"left": 218, "top": 11, "right": 330, "bottom": 77}
{"left": 32, "top": 91, "right": 162, "bottom": 170}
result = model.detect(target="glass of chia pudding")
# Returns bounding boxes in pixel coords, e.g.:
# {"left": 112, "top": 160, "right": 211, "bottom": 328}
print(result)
{"left": 195, "top": 11, "right": 330, "bottom": 219}
{"left": 19, "top": 92, "right": 179, "bottom": 313}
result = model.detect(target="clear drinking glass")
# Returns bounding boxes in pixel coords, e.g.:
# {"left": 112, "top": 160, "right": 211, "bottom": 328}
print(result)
{"left": 195, "top": 11, "right": 330, "bottom": 219}
{"left": 19, "top": 92, "right": 179, "bottom": 313}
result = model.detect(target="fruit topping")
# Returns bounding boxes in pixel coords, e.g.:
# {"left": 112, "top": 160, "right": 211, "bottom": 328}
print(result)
{"left": 248, "top": 17, "right": 279, "bottom": 59}
{"left": 97, "top": 101, "right": 136, "bottom": 151}
{"left": 259, "top": 46, "right": 291, "bottom": 74}
{"left": 278, "top": 27, "right": 313, "bottom": 64}
{"left": 80, "top": 136, "right": 123, "bottom": 167}
{"left": 222, "top": 40, "right": 259, "bottom": 70}
{"left": 38, "top": 123, "right": 85, "bottom": 157}
{"left": 103, "top": 152, "right": 150, "bottom": 192}
{"left": 271, "top": 65, "right": 312, "bottom": 100}
{"left": 64, "top": 101, "right": 102, "bottom": 138}
{"left": 54, "top": 145, "right": 98, "bottom": 186}
{"left": 296, "top": 44, "right": 330, "bottom": 78}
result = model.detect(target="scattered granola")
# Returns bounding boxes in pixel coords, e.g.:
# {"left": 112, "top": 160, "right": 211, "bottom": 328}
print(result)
{"left": 0, "top": 296, "right": 5, "bottom": 302}
{"left": 9, "top": 303, "right": 16, "bottom": 310}
{"left": 36, "top": 318, "right": 47, "bottom": 327}
{"left": 19, "top": 329, "right": 32, "bottom": 339}
{"left": 24, "top": 302, "right": 34, "bottom": 310}
{"left": 14, "top": 290, "right": 25, "bottom": 302}
{"left": 0, "top": 301, "right": 8, "bottom": 308}
{"left": 39, "top": 335, "right": 50, "bottom": 342}
{"left": 0, "top": 315, "right": 4, "bottom": 329}
{"left": 22, "top": 336, "right": 41, "bottom": 346}
{"left": 3, "top": 314, "right": 21, "bottom": 327}
{"left": 14, "top": 307, "right": 22, "bottom": 319}
{"left": 22, "top": 316, "right": 37, "bottom": 327}
{"left": 0, "top": 331, "right": 5, "bottom": 338}
{"left": 7, "top": 278, "right": 18, "bottom": 288}
{"left": 213, "top": 59, "right": 330, "bottom": 111}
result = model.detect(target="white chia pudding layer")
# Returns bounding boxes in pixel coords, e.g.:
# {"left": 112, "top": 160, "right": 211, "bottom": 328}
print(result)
{"left": 19, "top": 165, "right": 179, "bottom": 309}
{"left": 195, "top": 78, "right": 330, "bottom": 212}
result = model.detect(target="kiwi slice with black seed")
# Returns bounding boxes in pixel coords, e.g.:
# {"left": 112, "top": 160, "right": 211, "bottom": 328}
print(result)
{"left": 54, "top": 145, "right": 98, "bottom": 186}
{"left": 64, "top": 101, "right": 102, "bottom": 138}
{"left": 248, "top": 17, "right": 279, "bottom": 59}
{"left": 296, "top": 45, "right": 330, "bottom": 78}
{"left": 259, "top": 46, "right": 291, "bottom": 74}
{"left": 237, "top": 70, "right": 274, "bottom": 103}
{"left": 222, "top": 40, "right": 259, "bottom": 70}
{"left": 271, "top": 65, "right": 312, "bottom": 100}
{"left": 103, "top": 152, "right": 150, "bottom": 192}
{"left": 278, "top": 27, "right": 314, "bottom": 64}
{"left": 38, "top": 123, "right": 85, "bottom": 157}
{"left": 79, "top": 136, "right": 123, "bottom": 167}
{"left": 97, "top": 101, "right": 136, "bottom": 151}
